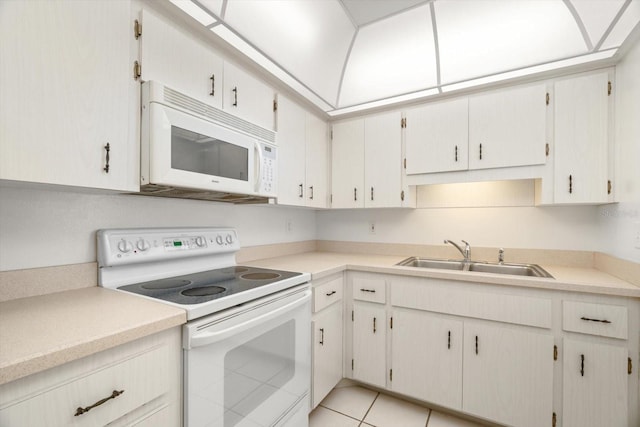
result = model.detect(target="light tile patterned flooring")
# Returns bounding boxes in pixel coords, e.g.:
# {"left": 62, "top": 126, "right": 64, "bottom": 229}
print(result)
{"left": 309, "top": 381, "right": 485, "bottom": 427}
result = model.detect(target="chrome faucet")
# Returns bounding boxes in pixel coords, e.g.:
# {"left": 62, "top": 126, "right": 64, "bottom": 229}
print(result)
{"left": 444, "top": 239, "right": 471, "bottom": 261}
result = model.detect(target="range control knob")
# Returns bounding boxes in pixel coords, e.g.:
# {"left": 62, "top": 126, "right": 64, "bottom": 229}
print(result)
{"left": 117, "top": 239, "right": 133, "bottom": 253}
{"left": 225, "top": 234, "right": 234, "bottom": 244}
{"left": 136, "top": 239, "right": 150, "bottom": 252}
{"left": 195, "top": 236, "right": 206, "bottom": 247}
{"left": 215, "top": 235, "right": 224, "bottom": 245}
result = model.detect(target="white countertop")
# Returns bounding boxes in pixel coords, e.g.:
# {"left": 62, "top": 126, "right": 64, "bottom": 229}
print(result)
{"left": 1, "top": 250, "right": 637, "bottom": 386}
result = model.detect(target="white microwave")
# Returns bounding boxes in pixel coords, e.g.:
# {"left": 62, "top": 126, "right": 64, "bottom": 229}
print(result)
{"left": 140, "top": 81, "right": 277, "bottom": 202}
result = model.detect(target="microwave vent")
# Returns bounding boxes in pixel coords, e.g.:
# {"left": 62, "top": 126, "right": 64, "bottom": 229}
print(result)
{"left": 163, "top": 87, "right": 276, "bottom": 144}
{"left": 136, "top": 184, "right": 271, "bottom": 205}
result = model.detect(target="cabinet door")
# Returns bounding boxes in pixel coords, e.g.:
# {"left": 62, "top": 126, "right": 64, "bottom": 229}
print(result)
{"left": 352, "top": 302, "right": 386, "bottom": 388}
{"left": 331, "top": 119, "right": 365, "bottom": 208}
{"left": 276, "top": 96, "right": 307, "bottom": 206}
{"left": 469, "top": 83, "right": 547, "bottom": 170}
{"left": 312, "top": 303, "right": 343, "bottom": 408}
{"left": 0, "top": 0, "right": 135, "bottom": 191}
{"left": 553, "top": 72, "right": 610, "bottom": 204}
{"left": 391, "top": 309, "right": 463, "bottom": 410}
{"left": 405, "top": 98, "right": 469, "bottom": 174}
{"left": 463, "top": 322, "right": 553, "bottom": 427}
{"left": 305, "top": 113, "right": 328, "bottom": 208}
{"left": 364, "top": 112, "right": 403, "bottom": 207}
{"left": 140, "top": 9, "right": 223, "bottom": 110}
{"left": 563, "top": 338, "right": 627, "bottom": 427}
{"left": 223, "top": 62, "right": 275, "bottom": 131}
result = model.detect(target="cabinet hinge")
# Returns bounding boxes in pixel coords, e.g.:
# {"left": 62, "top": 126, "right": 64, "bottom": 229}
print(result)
{"left": 608, "top": 81, "right": 612, "bottom": 96}
{"left": 389, "top": 369, "right": 393, "bottom": 381}
{"left": 273, "top": 99, "right": 278, "bottom": 112}
{"left": 401, "top": 118, "right": 407, "bottom": 128}
{"left": 133, "top": 61, "right": 141, "bottom": 80}
{"left": 546, "top": 92, "right": 550, "bottom": 106}
{"left": 351, "top": 359, "right": 354, "bottom": 371}
{"left": 552, "top": 412, "right": 557, "bottom": 427}
{"left": 553, "top": 345, "right": 558, "bottom": 361}
{"left": 390, "top": 317, "right": 393, "bottom": 329}
{"left": 607, "top": 180, "right": 612, "bottom": 195}
{"left": 134, "top": 19, "right": 142, "bottom": 39}
{"left": 629, "top": 357, "right": 633, "bottom": 375}
{"left": 545, "top": 143, "right": 550, "bottom": 157}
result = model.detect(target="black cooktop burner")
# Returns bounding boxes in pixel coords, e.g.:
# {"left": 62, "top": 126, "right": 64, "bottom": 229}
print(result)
{"left": 118, "top": 266, "right": 301, "bottom": 305}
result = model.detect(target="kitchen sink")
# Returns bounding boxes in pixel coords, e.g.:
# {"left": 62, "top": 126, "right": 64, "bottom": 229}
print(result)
{"left": 396, "top": 257, "right": 553, "bottom": 278}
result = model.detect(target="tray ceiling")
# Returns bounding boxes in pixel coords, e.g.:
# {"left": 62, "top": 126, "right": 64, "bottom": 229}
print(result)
{"left": 169, "top": 0, "right": 640, "bottom": 116}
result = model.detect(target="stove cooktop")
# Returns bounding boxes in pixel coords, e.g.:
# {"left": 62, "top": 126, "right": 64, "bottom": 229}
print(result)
{"left": 118, "top": 266, "right": 302, "bottom": 305}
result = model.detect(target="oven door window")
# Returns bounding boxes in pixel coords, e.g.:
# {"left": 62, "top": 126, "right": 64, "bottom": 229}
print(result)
{"left": 171, "top": 126, "right": 249, "bottom": 181}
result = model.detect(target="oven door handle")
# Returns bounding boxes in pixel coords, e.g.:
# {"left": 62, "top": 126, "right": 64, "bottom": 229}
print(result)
{"left": 189, "top": 290, "right": 311, "bottom": 349}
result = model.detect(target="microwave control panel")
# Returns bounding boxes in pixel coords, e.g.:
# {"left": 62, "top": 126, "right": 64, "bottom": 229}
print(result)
{"left": 259, "top": 144, "right": 277, "bottom": 196}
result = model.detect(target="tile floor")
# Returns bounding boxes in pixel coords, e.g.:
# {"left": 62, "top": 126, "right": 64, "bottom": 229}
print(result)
{"left": 309, "top": 381, "right": 485, "bottom": 427}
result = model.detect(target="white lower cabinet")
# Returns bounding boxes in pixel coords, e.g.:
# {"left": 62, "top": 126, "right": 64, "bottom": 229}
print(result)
{"left": 462, "top": 322, "right": 554, "bottom": 427}
{"left": 311, "top": 275, "right": 344, "bottom": 409}
{"left": 352, "top": 302, "right": 387, "bottom": 388}
{"left": 391, "top": 309, "right": 463, "bottom": 410}
{"left": 562, "top": 338, "right": 628, "bottom": 427}
{"left": 0, "top": 328, "right": 181, "bottom": 427}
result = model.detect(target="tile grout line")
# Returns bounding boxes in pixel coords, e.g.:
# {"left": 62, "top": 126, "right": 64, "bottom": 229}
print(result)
{"left": 317, "top": 404, "right": 364, "bottom": 423}
{"left": 357, "top": 391, "right": 380, "bottom": 426}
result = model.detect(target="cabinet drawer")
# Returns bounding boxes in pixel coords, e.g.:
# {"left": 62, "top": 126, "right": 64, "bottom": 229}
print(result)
{"left": 563, "top": 301, "right": 628, "bottom": 339}
{"left": 313, "top": 277, "right": 343, "bottom": 312}
{"left": 0, "top": 344, "right": 170, "bottom": 426}
{"left": 352, "top": 277, "right": 386, "bottom": 303}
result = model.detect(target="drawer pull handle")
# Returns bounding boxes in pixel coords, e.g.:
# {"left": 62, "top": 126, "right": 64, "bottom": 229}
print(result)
{"left": 581, "top": 354, "right": 585, "bottom": 376}
{"left": 580, "top": 316, "right": 611, "bottom": 324}
{"left": 103, "top": 143, "right": 110, "bottom": 173}
{"left": 325, "top": 290, "right": 336, "bottom": 296}
{"left": 373, "top": 317, "right": 377, "bottom": 333}
{"left": 448, "top": 330, "right": 451, "bottom": 349}
{"left": 319, "top": 328, "right": 324, "bottom": 345}
{"left": 475, "top": 335, "right": 479, "bottom": 355}
{"left": 75, "top": 389, "right": 124, "bottom": 416}
{"left": 360, "top": 288, "right": 376, "bottom": 293}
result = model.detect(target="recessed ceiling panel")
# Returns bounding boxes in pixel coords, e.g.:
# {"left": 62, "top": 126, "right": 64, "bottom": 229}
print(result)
{"left": 601, "top": 0, "right": 640, "bottom": 50}
{"left": 339, "top": 4, "right": 437, "bottom": 107}
{"left": 341, "top": 0, "right": 427, "bottom": 26}
{"left": 570, "top": 0, "right": 626, "bottom": 48}
{"left": 224, "top": 0, "right": 355, "bottom": 107}
{"left": 436, "top": 0, "right": 587, "bottom": 85}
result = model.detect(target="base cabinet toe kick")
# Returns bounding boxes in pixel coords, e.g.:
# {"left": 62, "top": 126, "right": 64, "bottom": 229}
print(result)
{"left": 333, "top": 272, "right": 639, "bottom": 427}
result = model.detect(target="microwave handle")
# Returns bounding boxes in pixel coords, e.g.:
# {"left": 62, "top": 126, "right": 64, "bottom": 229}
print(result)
{"left": 254, "top": 141, "right": 264, "bottom": 192}
{"left": 189, "top": 290, "right": 311, "bottom": 348}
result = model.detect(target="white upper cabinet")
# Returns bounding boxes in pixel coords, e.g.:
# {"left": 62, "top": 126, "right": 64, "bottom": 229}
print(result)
{"left": 364, "top": 111, "right": 404, "bottom": 208}
{"left": 140, "top": 9, "right": 223, "bottom": 110}
{"left": 222, "top": 61, "right": 276, "bottom": 131}
{"left": 468, "top": 83, "right": 548, "bottom": 170}
{"left": 405, "top": 98, "right": 469, "bottom": 174}
{"left": 305, "top": 113, "right": 329, "bottom": 208}
{"left": 276, "top": 96, "right": 307, "bottom": 205}
{"left": 0, "top": 0, "right": 136, "bottom": 192}
{"left": 553, "top": 71, "right": 611, "bottom": 204}
{"left": 276, "top": 96, "right": 328, "bottom": 208}
{"left": 331, "top": 119, "right": 365, "bottom": 208}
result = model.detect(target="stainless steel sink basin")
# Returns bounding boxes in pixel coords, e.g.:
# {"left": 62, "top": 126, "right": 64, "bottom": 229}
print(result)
{"left": 396, "top": 257, "right": 553, "bottom": 278}
{"left": 396, "top": 257, "right": 465, "bottom": 271}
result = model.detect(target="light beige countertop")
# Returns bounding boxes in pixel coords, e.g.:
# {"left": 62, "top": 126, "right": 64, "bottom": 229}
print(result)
{"left": 1, "top": 249, "right": 637, "bottom": 387}
{"left": 246, "top": 251, "right": 640, "bottom": 297}
{"left": 0, "top": 287, "right": 186, "bottom": 385}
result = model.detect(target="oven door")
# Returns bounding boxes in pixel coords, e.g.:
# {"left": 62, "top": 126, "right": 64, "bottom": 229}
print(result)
{"left": 145, "top": 102, "right": 265, "bottom": 195}
{"left": 183, "top": 285, "right": 311, "bottom": 427}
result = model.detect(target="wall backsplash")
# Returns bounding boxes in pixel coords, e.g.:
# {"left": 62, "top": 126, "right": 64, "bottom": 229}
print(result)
{"left": 0, "top": 186, "right": 316, "bottom": 271}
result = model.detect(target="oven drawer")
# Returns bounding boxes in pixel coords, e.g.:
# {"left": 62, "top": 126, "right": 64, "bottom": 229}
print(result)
{"left": 563, "top": 301, "right": 628, "bottom": 339}
{"left": 313, "top": 277, "right": 343, "bottom": 312}
{"left": 0, "top": 344, "right": 170, "bottom": 426}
